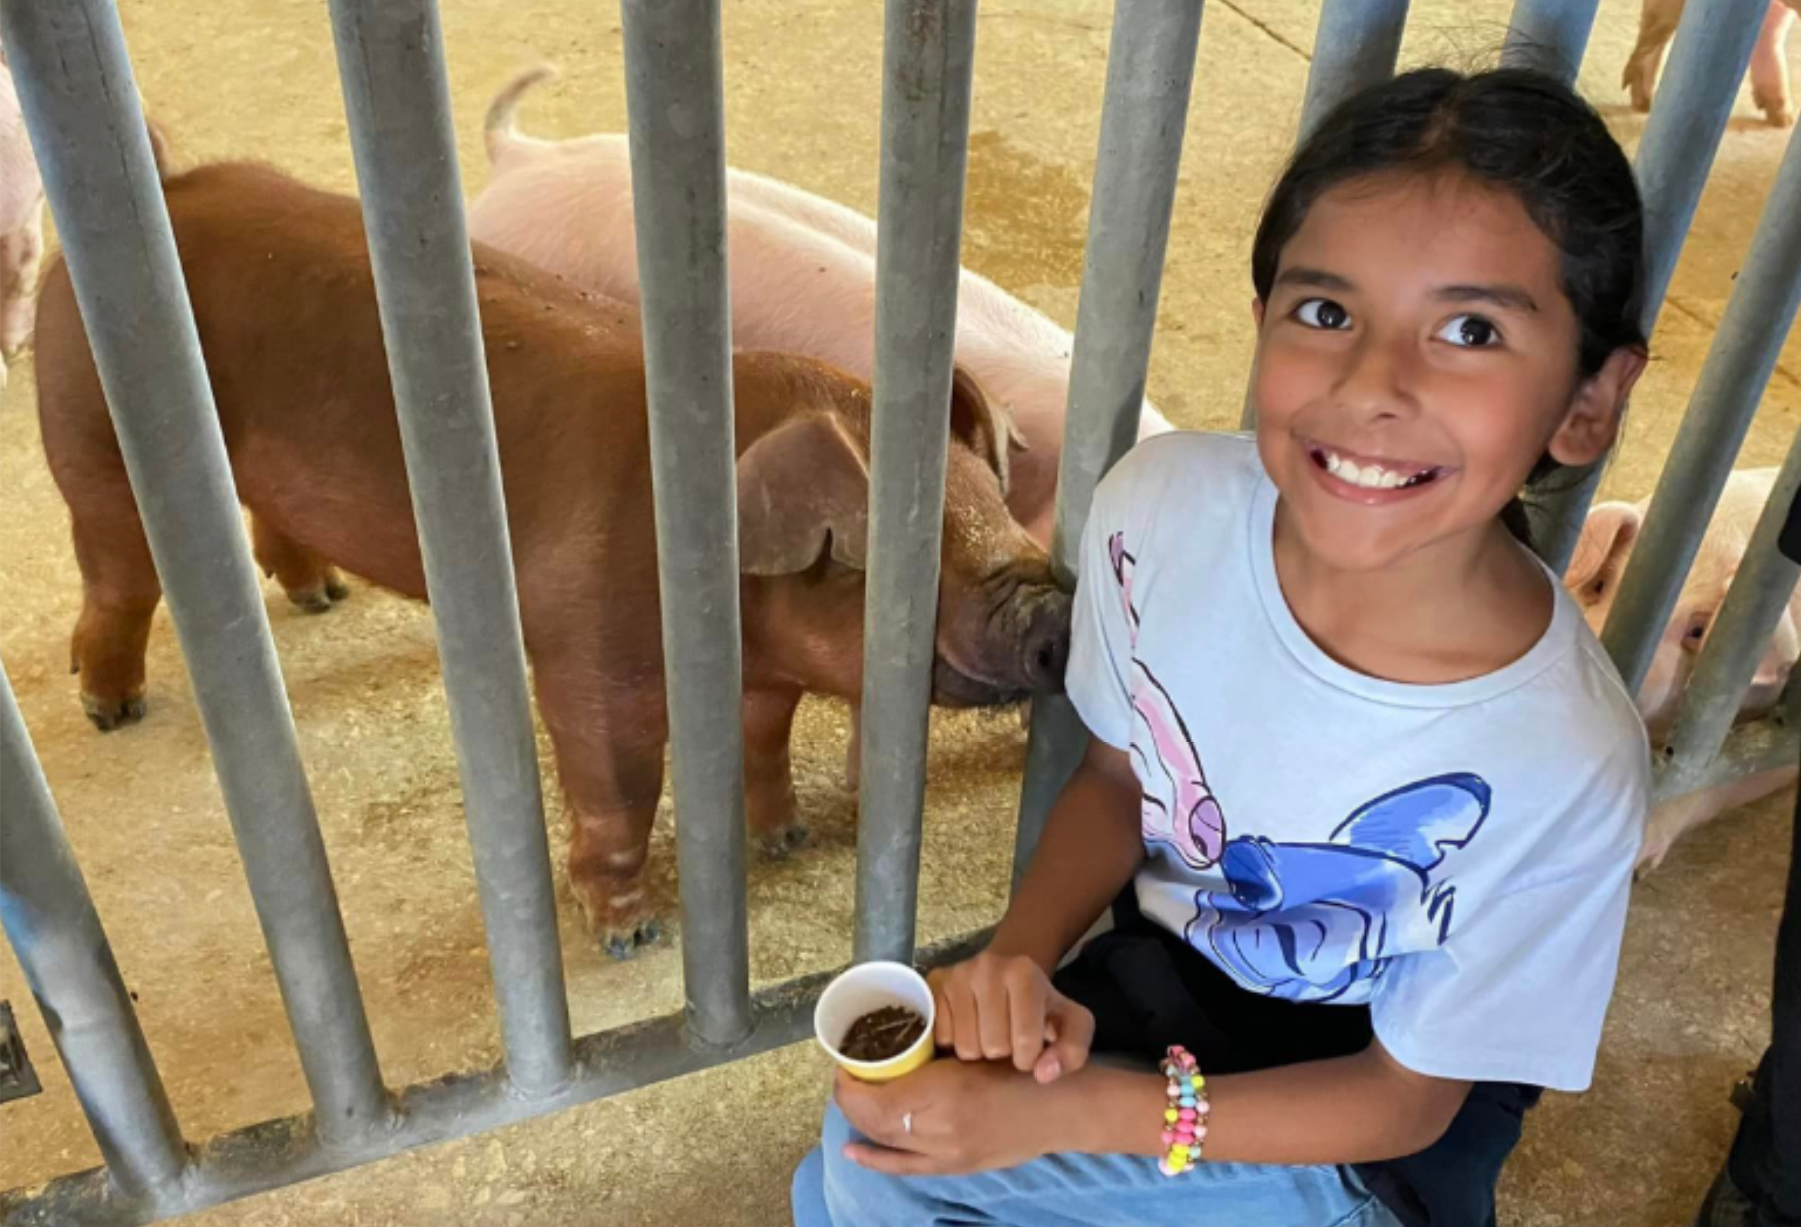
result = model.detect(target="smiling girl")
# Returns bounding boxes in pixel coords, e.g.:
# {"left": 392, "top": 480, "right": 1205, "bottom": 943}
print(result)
{"left": 793, "top": 66, "right": 1653, "bottom": 1227}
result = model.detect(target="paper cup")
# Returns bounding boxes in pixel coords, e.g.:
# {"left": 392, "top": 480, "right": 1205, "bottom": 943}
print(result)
{"left": 814, "top": 960, "right": 936, "bottom": 1082}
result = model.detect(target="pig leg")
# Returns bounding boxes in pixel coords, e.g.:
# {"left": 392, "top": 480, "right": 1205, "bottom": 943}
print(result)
{"left": 746, "top": 686, "right": 808, "bottom": 856}
{"left": 1751, "top": 2, "right": 1796, "bottom": 126}
{"left": 0, "top": 212, "right": 43, "bottom": 362}
{"left": 1624, "top": 0, "right": 1683, "bottom": 113}
{"left": 535, "top": 671, "right": 669, "bottom": 958}
{"left": 1641, "top": 765, "right": 1800, "bottom": 872}
{"left": 67, "top": 497, "right": 161, "bottom": 731}
{"left": 251, "top": 513, "right": 350, "bottom": 613}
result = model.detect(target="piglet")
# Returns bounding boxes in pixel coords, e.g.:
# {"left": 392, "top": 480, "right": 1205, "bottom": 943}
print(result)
{"left": 1624, "top": 0, "right": 1799, "bottom": 127}
{"left": 0, "top": 45, "right": 46, "bottom": 390}
{"left": 1566, "top": 467, "right": 1800, "bottom": 869}
{"left": 466, "top": 64, "right": 1176, "bottom": 551}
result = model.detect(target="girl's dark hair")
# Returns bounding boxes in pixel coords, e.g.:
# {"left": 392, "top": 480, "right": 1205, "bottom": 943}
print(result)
{"left": 1251, "top": 67, "right": 1647, "bottom": 550}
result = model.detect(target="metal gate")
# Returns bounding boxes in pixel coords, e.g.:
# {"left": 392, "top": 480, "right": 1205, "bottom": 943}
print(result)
{"left": 2, "top": 0, "right": 1797, "bottom": 1222}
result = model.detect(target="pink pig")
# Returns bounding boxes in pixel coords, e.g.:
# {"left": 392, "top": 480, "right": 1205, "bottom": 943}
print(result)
{"left": 1624, "top": 0, "right": 1800, "bottom": 127}
{"left": 466, "top": 65, "right": 1175, "bottom": 550}
{"left": 0, "top": 45, "right": 46, "bottom": 390}
{"left": 1566, "top": 467, "right": 1800, "bottom": 869}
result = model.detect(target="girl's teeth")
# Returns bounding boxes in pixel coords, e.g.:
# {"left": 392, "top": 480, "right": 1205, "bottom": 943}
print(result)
{"left": 1318, "top": 446, "right": 1426, "bottom": 490}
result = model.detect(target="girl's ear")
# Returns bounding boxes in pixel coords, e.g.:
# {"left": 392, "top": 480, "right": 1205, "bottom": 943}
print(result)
{"left": 1251, "top": 297, "right": 1266, "bottom": 328}
{"left": 1549, "top": 346, "right": 1648, "bottom": 468}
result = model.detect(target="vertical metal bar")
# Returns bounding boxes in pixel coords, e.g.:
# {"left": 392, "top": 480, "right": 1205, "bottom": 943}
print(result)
{"left": 1012, "top": 0, "right": 1204, "bottom": 888}
{"left": 1601, "top": 127, "right": 1801, "bottom": 694}
{"left": 620, "top": 0, "right": 752, "bottom": 1045}
{"left": 1241, "top": 0, "right": 1408, "bottom": 430}
{"left": 0, "top": 664, "right": 187, "bottom": 1199}
{"left": 1296, "top": 0, "right": 1410, "bottom": 144}
{"left": 0, "top": 0, "right": 388, "bottom": 1144}
{"left": 1534, "top": 0, "right": 1769, "bottom": 572}
{"left": 1658, "top": 429, "right": 1801, "bottom": 797}
{"left": 852, "top": 0, "right": 980, "bottom": 966}
{"left": 1501, "top": 0, "right": 1600, "bottom": 83}
{"left": 324, "top": 0, "right": 573, "bottom": 1098}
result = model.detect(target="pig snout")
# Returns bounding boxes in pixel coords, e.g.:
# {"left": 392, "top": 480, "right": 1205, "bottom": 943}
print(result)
{"left": 933, "top": 582, "right": 1072, "bottom": 707}
{"left": 1020, "top": 589, "right": 1073, "bottom": 688}
{"left": 1744, "top": 611, "right": 1800, "bottom": 716}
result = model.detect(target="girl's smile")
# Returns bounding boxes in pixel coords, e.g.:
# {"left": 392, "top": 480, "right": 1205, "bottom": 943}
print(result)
{"left": 1303, "top": 439, "right": 1452, "bottom": 503}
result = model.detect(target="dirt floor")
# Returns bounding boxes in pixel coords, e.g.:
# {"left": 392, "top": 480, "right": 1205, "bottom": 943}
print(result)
{"left": 2, "top": 0, "right": 1798, "bottom": 1224}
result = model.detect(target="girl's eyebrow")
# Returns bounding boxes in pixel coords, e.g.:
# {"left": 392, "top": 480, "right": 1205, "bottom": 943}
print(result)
{"left": 1433, "top": 284, "right": 1540, "bottom": 313}
{"left": 1273, "top": 266, "right": 1353, "bottom": 292}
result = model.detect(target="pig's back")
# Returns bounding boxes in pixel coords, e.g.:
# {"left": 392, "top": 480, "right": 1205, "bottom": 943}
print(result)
{"left": 39, "top": 161, "right": 648, "bottom": 594}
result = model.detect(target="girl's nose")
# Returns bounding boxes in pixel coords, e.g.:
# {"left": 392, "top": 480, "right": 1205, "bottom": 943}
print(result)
{"left": 1334, "top": 333, "right": 1417, "bottom": 421}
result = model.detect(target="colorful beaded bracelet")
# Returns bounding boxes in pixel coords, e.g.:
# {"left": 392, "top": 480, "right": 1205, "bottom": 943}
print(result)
{"left": 1157, "top": 1044, "right": 1208, "bottom": 1176}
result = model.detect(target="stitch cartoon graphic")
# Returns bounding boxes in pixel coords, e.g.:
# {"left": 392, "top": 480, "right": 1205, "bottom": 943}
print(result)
{"left": 1106, "top": 531, "right": 1488, "bottom": 1003}
{"left": 1193, "top": 774, "right": 1491, "bottom": 1002}
{"left": 1110, "top": 533, "right": 1225, "bottom": 870}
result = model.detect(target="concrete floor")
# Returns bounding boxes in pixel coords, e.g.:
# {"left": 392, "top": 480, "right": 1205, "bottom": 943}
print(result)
{"left": 1, "top": 0, "right": 1797, "bottom": 1223}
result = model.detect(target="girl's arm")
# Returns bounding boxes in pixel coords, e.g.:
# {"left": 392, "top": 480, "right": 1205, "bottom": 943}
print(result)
{"left": 836, "top": 1038, "right": 1471, "bottom": 1175}
{"left": 1062, "top": 1043, "right": 1471, "bottom": 1164}
{"left": 987, "top": 736, "right": 1144, "bottom": 970}
{"left": 925, "top": 737, "right": 1141, "bottom": 1073}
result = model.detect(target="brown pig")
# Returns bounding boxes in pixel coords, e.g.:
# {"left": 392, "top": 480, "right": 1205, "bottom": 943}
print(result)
{"left": 33, "top": 159, "right": 1071, "bottom": 956}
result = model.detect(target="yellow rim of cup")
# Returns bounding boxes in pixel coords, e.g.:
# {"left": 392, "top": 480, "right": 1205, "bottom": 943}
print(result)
{"left": 815, "top": 960, "right": 936, "bottom": 1082}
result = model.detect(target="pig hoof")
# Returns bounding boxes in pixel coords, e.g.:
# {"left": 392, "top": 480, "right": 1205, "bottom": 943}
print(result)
{"left": 602, "top": 918, "right": 663, "bottom": 961}
{"left": 287, "top": 585, "right": 336, "bottom": 614}
{"left": 83, "top": 693, "right": 146, "bottom": 732}
{"left": 758, "top": 824, "right": 809, "bottom": 860}
{"left": 287, "top": 576, "right": 350, "bottom": 613}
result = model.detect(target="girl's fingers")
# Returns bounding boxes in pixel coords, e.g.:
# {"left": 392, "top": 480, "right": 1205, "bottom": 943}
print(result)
{"left": 843, "top": 1142, "right": 943, "bottom": 1175}
{"left": 1039, "top": 996, "right": 1095, "bottom": 1082}
{"left": 929, "top": 975, "right": 956, "bottom": 1049}
{"left": 945, "top": 977, "right": 986, "bottom": 1062}
{"left": 976, "top": 971, "right": 1016, "bottom": 1063}
{"left": 1005, "top": 969, "right": 1048, "bottom": 1071}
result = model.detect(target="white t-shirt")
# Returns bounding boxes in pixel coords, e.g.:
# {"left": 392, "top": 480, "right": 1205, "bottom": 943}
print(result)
{"left": 1065, "top": 432, "right": 1650, "bottom": 1092}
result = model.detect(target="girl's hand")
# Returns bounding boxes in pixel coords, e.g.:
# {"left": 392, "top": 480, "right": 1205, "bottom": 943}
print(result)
{"left": 832, "top": 1062, "right": 1072, "bottom": 1176}
{"left": 929, "top": 952, "right": 1095, "bottom": 1082}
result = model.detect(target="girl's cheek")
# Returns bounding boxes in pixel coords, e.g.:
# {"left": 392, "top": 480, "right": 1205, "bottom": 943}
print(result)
{"left": 1256, "top": 339, "right": 1333, "bottom": 403}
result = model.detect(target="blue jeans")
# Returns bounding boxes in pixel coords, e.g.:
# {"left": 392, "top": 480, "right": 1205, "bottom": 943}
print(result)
{"left": 792, "top": 1102, "right": 1405, "bottom": 1227}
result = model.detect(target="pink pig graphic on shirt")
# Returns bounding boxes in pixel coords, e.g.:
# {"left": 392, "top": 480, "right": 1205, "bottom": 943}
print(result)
{"left": 1109, "top": 533, "right": 1226, "bottom": 870}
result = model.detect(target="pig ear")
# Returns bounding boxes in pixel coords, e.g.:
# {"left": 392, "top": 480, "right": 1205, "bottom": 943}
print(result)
{"left": 1564, "top": 502, "right": 1642, "bottom": 599}
{"left": 737, "top": 414, "right": 870, "bottom": 576}
{"left": 948, "top": 365, "right": 1020, "bottom": 497}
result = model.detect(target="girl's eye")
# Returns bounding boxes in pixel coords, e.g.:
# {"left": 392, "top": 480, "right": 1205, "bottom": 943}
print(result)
{"left": 1435, "top": 314, "right": 1502, "bottom": 348}
{"left": 1294, "top": 298, "right": 1350, "bottom": 330}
